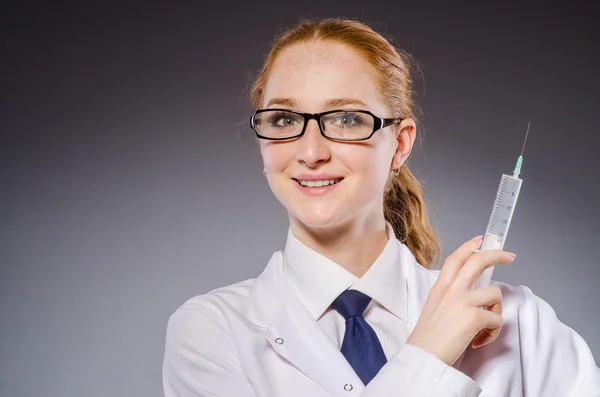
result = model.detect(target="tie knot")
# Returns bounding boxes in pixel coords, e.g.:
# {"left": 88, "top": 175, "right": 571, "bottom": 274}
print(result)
{"left": 331, "top": 290, "right": 372, "bottom": 320}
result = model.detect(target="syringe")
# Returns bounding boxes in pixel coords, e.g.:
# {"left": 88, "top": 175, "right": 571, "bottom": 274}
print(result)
{"left": 473, "top": 122, "right": 530, "bottom": 290}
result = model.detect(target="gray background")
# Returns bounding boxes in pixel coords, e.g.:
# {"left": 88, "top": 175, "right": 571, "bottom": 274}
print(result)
{"left": 1, "top": 1, "right": 598, "bottom": 396}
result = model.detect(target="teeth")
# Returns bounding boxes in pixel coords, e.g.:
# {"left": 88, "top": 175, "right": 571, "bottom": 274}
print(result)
{"left": 297, "top": 179, "right": 341, "bottom": 187}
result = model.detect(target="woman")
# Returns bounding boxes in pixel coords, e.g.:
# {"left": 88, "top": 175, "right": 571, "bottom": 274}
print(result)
{"left": 162, "top": 18, "right": 600, "bottom": 396}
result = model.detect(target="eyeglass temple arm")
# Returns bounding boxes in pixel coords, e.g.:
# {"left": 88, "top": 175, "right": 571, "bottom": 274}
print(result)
{"left": 381, "top": 117, "right": 403, "bottom": 128}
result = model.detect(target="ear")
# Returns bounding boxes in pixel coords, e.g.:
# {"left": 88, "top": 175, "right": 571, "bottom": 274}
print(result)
{"left": 391, "top": 118, "right": 416, "bottom": 169}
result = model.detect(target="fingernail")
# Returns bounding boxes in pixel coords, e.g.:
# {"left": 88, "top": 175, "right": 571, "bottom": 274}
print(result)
{"left": 509, "top": 253, "right": 516, "bottom": 261}
{"left": 471, "top": 235, "right": 483, "bottom": 249}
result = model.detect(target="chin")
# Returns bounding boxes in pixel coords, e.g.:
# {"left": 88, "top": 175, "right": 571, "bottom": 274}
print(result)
{"left": 289, "top": 205, "right": 349, "bottom": 229}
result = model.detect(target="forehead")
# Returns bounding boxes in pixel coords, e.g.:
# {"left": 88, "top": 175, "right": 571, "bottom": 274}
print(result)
{"left": 262, "top": 40, "right": 385, "bottom": 112}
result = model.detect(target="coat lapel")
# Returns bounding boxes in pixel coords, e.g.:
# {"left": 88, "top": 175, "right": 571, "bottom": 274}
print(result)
{"left": 246, "top": 252, "right": 363, "bottom": 396}
{"left": 266, "top": 283, "right": 364, "bottom": 396}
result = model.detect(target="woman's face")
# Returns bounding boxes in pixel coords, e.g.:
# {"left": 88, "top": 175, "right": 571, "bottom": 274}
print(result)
{"left": 259, "top": 40, "right": 415, "bottom": 233}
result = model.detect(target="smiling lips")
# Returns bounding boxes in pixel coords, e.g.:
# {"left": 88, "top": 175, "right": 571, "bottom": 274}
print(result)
{"left": 294, "top": 178, "right": 343, "bottom": 187}
{"left": 292, "top": 174, "right": 345, "bottom": 195}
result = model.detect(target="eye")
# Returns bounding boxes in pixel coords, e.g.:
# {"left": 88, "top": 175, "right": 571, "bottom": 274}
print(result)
{"left": 267, "top": 111, "right": 301, "bottom": 128}
{"left": 332, "top": 112, "right": 365, "bottom": 127}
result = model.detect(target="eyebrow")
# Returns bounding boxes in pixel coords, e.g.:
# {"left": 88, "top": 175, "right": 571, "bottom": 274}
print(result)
{"left": 266, "top": 97, "right": 299, "bottom": 108}
{"left": 265, "top": 97, "right": 369, "bottom": 109}
{"left": 325, "top": 98, "right": 369, "bottom": 108}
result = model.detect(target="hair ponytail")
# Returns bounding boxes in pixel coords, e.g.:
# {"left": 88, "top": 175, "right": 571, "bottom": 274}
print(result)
{"left": 384, "top": 166, "right": 440, "bottom": 268}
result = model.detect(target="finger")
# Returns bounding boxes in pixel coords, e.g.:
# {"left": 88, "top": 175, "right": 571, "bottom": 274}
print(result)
{"left": 471, "top": 289, "right": 503, "bottom": 348}
{"left": 436, "top": 236, "right": 483, "bottom": 288}
{"left": 467, "top": 286, "right": 503, "bottom": 308}
{"left": 472, "top": 326, "right": 502, "bottom": 349}
{"left": 472, "top": 309, "right": 503, "bottom": 348}
{"left": 471, "top": 309, "right": 503, "bottom": 349}
{"left": 455, "top": 250, "right": 516, "bottom": 290}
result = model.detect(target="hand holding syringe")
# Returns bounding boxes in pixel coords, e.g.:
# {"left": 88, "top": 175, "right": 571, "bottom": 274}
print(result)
{"left": 406, "top": 123, "right": 530, "bottom": 366}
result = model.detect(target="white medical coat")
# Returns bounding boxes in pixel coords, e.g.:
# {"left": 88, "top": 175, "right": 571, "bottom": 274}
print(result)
{"left": 163, "top": 241, "right": 600, "bottom": 396}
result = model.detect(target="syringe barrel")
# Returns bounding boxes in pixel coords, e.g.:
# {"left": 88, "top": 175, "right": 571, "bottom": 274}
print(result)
{"left": 473, "top": 174, "right": 522, "bottom": 290}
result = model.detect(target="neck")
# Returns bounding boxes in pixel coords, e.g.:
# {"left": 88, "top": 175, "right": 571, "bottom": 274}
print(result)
{"left": 290, "top": 217, "right": 389, "bottom": 278}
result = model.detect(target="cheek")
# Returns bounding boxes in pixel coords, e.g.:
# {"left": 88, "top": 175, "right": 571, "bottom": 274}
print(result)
{"left": 260, "top": 143, "right": 291, "bottom": 170}
{"left": 338, "top": 143, "right": 391, "bottom": 184}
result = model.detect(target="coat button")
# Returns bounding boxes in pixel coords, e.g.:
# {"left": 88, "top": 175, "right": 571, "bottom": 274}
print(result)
{"left": 344, "top": 383, "right": 353, "bottom": 391}
{"left": 274, "top": 337, "right": 284, "bottom": 344}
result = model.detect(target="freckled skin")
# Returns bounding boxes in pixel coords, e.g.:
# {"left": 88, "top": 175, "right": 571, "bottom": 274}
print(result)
{"left": 259, "top": 40, "right": 415, "bottom": 237}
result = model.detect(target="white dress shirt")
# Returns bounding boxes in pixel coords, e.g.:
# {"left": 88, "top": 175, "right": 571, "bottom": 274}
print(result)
{"left": 283, "top": 224, "right": 412, "bottom": 360}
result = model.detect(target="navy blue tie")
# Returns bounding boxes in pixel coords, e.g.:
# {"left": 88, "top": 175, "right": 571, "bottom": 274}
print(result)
{"left": 331, "top": 289, "right": 387, "bottom": 385}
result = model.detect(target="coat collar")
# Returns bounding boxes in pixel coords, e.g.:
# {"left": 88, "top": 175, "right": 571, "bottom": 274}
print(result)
{"left": 245, "top": 251, "right": 284, "bottom": 329}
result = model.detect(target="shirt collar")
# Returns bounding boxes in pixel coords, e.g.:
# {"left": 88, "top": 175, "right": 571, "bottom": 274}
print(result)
{"left": 282, "top": 223, "right": 408, "bottom": 322}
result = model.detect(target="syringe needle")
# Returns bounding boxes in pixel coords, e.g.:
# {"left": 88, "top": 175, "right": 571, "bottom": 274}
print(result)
{"left": 513, "top": 122, "right": 531, "bottom": 178}
{"left": 521, "top": 121, "right": 531, "bottom": 156}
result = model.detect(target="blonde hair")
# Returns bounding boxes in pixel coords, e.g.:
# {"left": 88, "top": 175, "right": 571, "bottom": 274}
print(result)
{"left": 249, "top": 18, "right": 440, "bottom": 268}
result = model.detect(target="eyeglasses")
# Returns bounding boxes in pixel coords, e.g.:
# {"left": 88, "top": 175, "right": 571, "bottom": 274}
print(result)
{"left": 250, "top": 109, "right": 403, "bottom": 141}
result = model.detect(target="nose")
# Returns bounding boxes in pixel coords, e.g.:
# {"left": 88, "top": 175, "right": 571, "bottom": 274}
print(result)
{"left": 295, "top": 119, "right": 331, "bottom": 167}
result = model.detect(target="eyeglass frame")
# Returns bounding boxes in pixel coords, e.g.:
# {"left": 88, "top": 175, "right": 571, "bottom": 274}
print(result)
{"left": 249, "top": 108, "right": 404, "bottom": 142}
